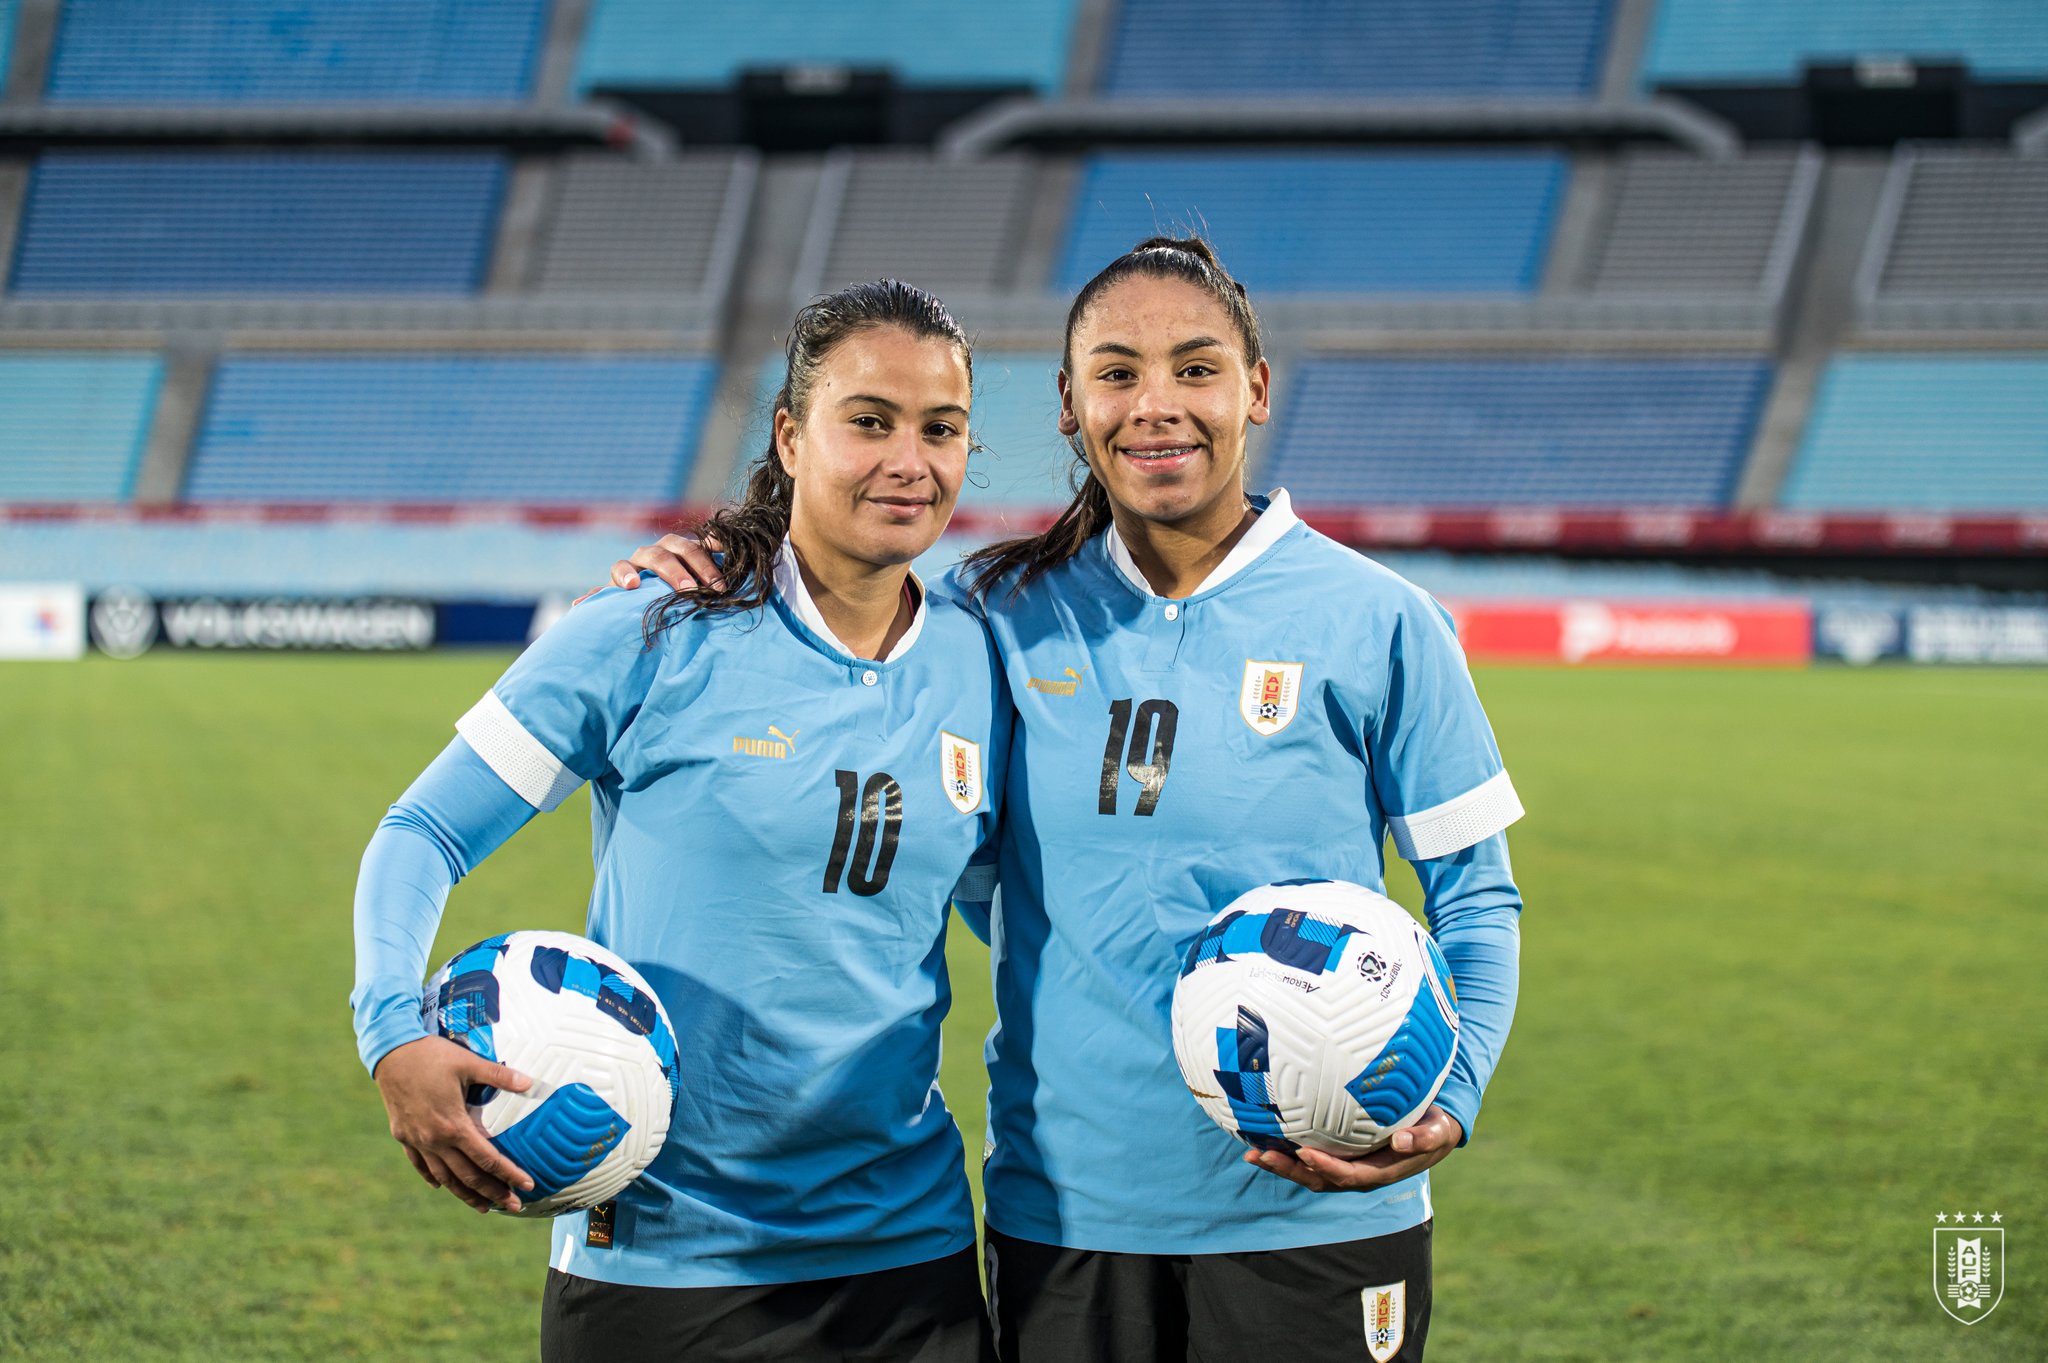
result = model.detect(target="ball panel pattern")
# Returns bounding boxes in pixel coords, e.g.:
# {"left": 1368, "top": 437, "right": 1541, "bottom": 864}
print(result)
{"left": 420, "top": 930, "right": 680, "bottom": 1218}
{"left": 1170, "top": 881, "right": 1461, "bottom": 1157}
{"left": 489, "top": 1081, "right": 629, "bottom": 1201}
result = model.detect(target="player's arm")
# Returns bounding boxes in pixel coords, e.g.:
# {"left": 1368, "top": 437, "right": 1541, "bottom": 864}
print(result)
{"left": 354, "top": 744, "right": 541, "bottom": 1213}
{"left": 353, "top": 586, "right": 663, "bottom": 1211}
{"left": 1251, "top": 589, "right": 1524, "bottom": 1194}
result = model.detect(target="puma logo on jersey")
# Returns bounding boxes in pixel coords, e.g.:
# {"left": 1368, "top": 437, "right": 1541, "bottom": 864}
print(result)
{"left": 1027, "top": 666, "right": 1086, "bottom": 697}
{"left": 733, "top": 726, "right": 799, "bottom": 760}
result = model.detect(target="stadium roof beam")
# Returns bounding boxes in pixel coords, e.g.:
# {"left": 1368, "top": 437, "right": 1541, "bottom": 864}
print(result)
{"left": 938, "top": 98, "right": 1742, "bottom": 160}
{"left": 0, "top": 102, "right": 674, "bottom": 160}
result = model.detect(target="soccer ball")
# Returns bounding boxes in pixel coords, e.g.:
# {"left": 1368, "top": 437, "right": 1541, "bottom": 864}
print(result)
{"left": 421, "top": 930, "right": 681, "bottom": 1217}
{"left": 1170, "top": 880, "right": 1459, "bottom": 1156}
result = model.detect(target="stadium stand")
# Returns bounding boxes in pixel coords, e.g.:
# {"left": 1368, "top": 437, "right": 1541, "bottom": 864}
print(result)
{"left": 1779, "top": 354, "right": 2048, "bottom": 511}
{"left": 1639, "top": 0, "right": 2048, "bottom": 85}
{"left": 42, "top": 0, "right": 550, "bottom": 104}
{"left": 183, "top": 355, "right": 717, "bottom": 503}
{"left": 531, "top": 152, "right": 757, "bottom": 295}
{"left": 966, "top": 353, "right": 1073, "bottom": 509}
{"left": 1060, "top": 151, "right": 1566, "bottom": 295}
{"left": 1099, "top": 0, "right": 1613, "bottom": 98}
{"left": 575, "top": 0, "right": 1080, "bottom": 94}
{"left": 1583, "top": 149, "right": 1818, "bottom": 297}
{"left": 0, "top": 352, "right": 162, "bottom": 501}
{"left": 800, "top": 151, "right": 1039, "bottom": 296}
{"left": 8, "top": 152, "right": 505, "bottom": 295}
{"left": 1262, "top": 356, "right": 1772, "bottom": 507}
{"left": 1856, "top": 151, "right": 2048, "bottom": 331}
{"left": 0, "top": 0, "right": 16, "bottom": 98}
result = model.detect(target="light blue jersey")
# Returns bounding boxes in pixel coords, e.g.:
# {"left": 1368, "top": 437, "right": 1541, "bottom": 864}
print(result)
{"left": 351, "top": 555, "right": 1009, "bottom": 1287}
{"left": 963, "top": 491, "right": 1524, "bottom": 1254}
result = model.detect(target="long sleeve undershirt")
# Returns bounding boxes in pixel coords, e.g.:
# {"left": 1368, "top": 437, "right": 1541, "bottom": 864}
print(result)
{"left": 349, "top": 737, "right": 536, "bottom": 1076}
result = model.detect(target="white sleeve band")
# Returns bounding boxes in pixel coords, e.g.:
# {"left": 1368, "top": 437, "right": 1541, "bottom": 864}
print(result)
{"left": 951, "top": 863, "right": 998, "bottom": 904}
{"left": 454, "top": 690, "right": 585, "bottom": 813}
{"left": 1388, "top": 769, "right": 1524, "bottom": 861}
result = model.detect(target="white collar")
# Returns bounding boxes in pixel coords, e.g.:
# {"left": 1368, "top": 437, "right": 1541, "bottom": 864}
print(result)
{"left": 1105, "top": 488, "right": 1300, "bottom": 599}
{"left": 772, "top": 537, "right": 926, "bottom": 663}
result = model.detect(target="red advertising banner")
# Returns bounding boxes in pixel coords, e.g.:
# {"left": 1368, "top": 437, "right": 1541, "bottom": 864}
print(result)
{"left": 1448, "top": 601, "right": 1814, "bottom": 665}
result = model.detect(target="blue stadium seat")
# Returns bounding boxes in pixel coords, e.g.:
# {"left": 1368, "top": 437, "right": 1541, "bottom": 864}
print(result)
{"left": 0, "top": 520, "right": 656, "bottom": 598}
{"left": 0, "top": 353, "right": 163, "bottom": 502}
{"left": 1263, "top": 356, "right": 1771, "bottom": 507}
{"left": 576, "top": 0, "right": 1078, "bottom": 94}
{"left": 185, "top": 355, "right": 718, "bottom": 503}
{"left": 1780, "top": 355, "right": 2048, "bottom": 512}
{"left": 44, "top": 0, "right": 549, "bottom": 103}
{"left": 1061, "top": 152, "right": 1565, "bottom": 295}
{"left": 967, "top": 354, "right": 1075, "bottom": 510}
{"left": 9, "top": 153, "right": 505, "bottom": 295}
{"left": 1641, "top": 0, "right": 2048, "bottom": 85}
{"left": 1102, "top": 0, "right": 1612, "bottom": 98}
{"left": 0, "top": 0, "right": 18, "bottom": 98}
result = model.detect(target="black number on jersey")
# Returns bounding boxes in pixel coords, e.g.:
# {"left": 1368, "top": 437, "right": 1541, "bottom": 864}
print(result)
{"left": 824, "top": 770, "right": 902, "bottom": 896}
{"left": 1099, "top": 698, "right": 1179, "bottom": 817}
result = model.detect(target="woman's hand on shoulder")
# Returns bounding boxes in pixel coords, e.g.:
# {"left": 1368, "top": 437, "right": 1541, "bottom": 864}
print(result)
{"left": 372, "top": 1035, "right": 536, "bottom": 1214}
{"left": 1242, "top": 1105, "right": 1463, "bottom": 1193}
{"left": 598, "top": 532, "right": 727, "bottom": 597}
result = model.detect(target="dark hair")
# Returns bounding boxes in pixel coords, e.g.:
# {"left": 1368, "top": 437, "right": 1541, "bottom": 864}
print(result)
{"left": 644, "top": 279, "right": 971, "bottom": 640}
{"left": 962, "top": 236, "right": 1261, "bottom": 600}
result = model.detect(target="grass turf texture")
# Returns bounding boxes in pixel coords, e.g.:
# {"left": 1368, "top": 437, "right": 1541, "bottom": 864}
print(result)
{"left": 1, "top": 656, "right": 2042, "bottom": 1361}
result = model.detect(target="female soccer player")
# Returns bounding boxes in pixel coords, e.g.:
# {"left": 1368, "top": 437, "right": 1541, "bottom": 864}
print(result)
{"left": 352, "top": 280, "right": 1007, "bottom": 1363}
{"left": 613, "top": 240, "right": 1524, "bottom": 1363}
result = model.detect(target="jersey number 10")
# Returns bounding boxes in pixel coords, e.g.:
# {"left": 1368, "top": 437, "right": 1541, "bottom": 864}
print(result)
{"left": 824, "top": 770, "right": 902, "bottom": 896}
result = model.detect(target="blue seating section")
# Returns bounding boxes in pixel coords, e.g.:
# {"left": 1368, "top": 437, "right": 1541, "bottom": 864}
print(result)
{"left": 0, "top": 0, "right": 17, "bottom": 98}
{"left": 576, "top": 0, "right": 1078, "bottom": 94}
{"left": 0, "top": 353, "right": 164, "bottom": 502}
{"left": 44, "top": 0, "right": 549, "bottom": 103}
{"left": 185, "top": 355, "right": 718, "bottom": 502}
{"left": 1641, "top": 0, "right": 2048, "bottom": 85}
{"left": 1264, "top": 356, "right": 1771, "bottom": 507}
{"left": 1780, "top": 355, "right": 2048, "bottom": 512}
{"left": 968, "top": 354, "right": 1076, "bottom": 509}
{"left": 1, "top": 520, "right": 659, "bottom": 597}
{"left": 1102, "top": 0, "right": 1611, "bottom": 98}
{"left": 9, "top": 153, "right": 505, "bottom": 295}
{"left": 1060, "top": 153, "right": 1564, "bottom": 295}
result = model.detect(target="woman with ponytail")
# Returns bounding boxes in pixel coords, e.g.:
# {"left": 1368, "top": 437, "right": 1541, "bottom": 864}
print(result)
{"left": 616, "top": 239, "right": 1526, "bottom": 1362}
{"left": 352, "top": 281, "right": 1006, "bottom": 1362}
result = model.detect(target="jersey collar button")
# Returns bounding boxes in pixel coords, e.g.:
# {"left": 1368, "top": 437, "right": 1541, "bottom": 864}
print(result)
{"left": 1163, "top": 604, "right": 1179, "bottom": 621}
{"left": 861, "top": 669, "right": 879, "bottom": 686}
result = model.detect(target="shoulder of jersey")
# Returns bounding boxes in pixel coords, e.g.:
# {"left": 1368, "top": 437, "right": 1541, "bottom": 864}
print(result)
{"left": 927, "top": 561, "right": 990, "bottom": 618}
{"left": 1285, "top": 522, "right": 1443, "bottom": 618}
{"left": 555, "top": 579, "right": 721, "bottom": 653}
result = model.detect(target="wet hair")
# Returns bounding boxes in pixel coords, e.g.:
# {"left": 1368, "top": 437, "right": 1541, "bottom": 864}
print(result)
{"left": 644, "top": 279, "right": 971, "bottom": 640}
{"left": 962, "top": 236, "right": 1261, "bottom": 601}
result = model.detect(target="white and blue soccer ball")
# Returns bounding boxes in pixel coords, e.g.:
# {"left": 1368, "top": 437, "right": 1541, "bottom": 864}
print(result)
{"left": 421, "top": 930, "right": 682, "bottom": 1217}
{"left": 1170, "top": 880, "right": 1459, "bottom": 1156}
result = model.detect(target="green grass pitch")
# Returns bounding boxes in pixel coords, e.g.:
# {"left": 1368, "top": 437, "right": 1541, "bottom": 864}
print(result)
{"left": 2, "top": 655, "right": 2042, "bottom": 1360}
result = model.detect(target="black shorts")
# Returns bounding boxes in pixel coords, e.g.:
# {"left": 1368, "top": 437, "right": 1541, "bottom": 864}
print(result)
{"left": 542, "top": 1245, "right": 995, "bottom": 1363}
{"left": 983, "top": 1221, "right": 1431, "bottom": 1363}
